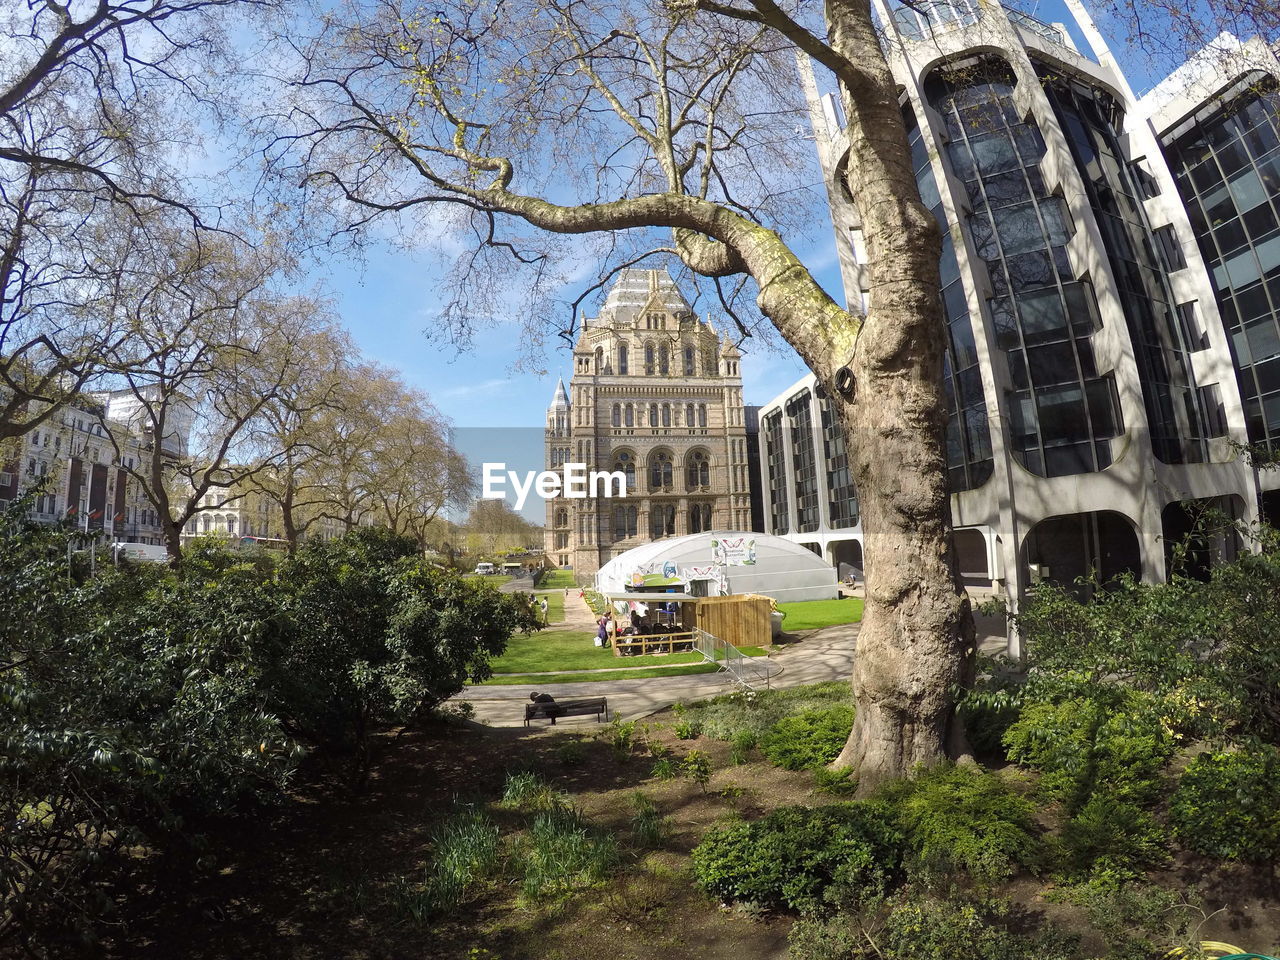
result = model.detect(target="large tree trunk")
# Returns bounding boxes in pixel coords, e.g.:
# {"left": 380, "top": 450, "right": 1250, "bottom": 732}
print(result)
{"left": 822, "top": 0, "right": 975, "bottom": 792}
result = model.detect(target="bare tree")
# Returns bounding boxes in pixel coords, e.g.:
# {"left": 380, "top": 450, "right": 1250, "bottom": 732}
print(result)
{"left": 268, "top": 0, "right": 974, "bottom": 787}
{"left": 97, "top": 236, "right": 322, "bottom": 560}
{"left": 372, "top": 396, "right": 474, "bottom": 548}
{"left": 0, "top": 0, "right": 276, "bottom": 439}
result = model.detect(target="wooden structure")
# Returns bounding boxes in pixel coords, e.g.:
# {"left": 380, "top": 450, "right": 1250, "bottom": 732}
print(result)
{"left": 613, "top": 631, "right": 697, "bottom": 657}
{"left": 690, "top": 594, "right": 773, "bottom": 650}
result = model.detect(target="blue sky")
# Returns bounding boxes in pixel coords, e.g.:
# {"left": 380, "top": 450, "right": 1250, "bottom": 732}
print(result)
{"left": 292, "top": 0, "right": 1206, "bottom": 516}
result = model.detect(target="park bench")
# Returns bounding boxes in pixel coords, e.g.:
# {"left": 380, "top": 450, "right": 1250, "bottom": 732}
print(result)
{"left": 524, "top": 696, "right": 609, "bottom": 726}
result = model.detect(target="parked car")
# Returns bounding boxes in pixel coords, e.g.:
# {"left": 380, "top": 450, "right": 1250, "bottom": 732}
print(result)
{"left": 473, "top": 562, "right": 496, "bottom": 575}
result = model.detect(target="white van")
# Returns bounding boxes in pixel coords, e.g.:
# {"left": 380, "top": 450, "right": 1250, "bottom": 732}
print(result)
{"left": 473, "top": 562, "right": 496, "bottom": 575}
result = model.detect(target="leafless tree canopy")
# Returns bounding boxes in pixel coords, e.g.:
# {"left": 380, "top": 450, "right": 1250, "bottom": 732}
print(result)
{"left": 260, "top": 0, "right": 834, "bottom": 352}
{"left": 0, "top": 0, "right": 276, "bottom": 438}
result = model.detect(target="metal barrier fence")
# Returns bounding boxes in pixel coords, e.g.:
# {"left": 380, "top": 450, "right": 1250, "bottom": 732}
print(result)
{"left": 693, "top": 628, "right": 775, "bottom": 691}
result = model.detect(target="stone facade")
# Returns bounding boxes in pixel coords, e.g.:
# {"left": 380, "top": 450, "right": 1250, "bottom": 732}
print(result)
{"left": 544, "top": 268, "right": 751, "bottom": 575}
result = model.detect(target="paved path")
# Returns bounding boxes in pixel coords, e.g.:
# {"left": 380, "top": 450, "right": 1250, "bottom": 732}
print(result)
{"left": 454, "top": 622, "right": 860, "bottom": 727}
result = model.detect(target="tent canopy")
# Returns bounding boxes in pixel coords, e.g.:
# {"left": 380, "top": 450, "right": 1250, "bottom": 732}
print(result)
{"left": 595, "top": 531, "right": 838, "bottom": 603}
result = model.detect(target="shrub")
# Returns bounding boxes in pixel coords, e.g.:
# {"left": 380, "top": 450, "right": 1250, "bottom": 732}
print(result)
{"left": 1002, "top": 698, "right": 1173, "bottom": 810}
{"left": 555, "top": 740, "right": 585, "bottom": 766}
{"left": 519, "top": 806, "right": 619, "bottom": 898}
{"left": 760, "top": 705, "right": 855, "bottom": 771}
{"left": 608, "top": 718, "right": 637, "bottom": 758}
{"left": 681, "top": 682, "right": 851, "bottom": 742}
{"left": 682, "top": 750, "right": 713, "bottom": 791}
{"left": 876, "top": 764, "right": 1043, "bottom": 887}
{"left": 691, "top": 803, "right": 903, "bottom": 914}
{"left": 674, "top": 719, "right": 701, "bottom": 740}
{"left": 1057, "top": 794, "right": 1167, "bottom": 881}
{"left": 1170, "top": 745, "right": 1280, "bottom": 861}
{"left": 788, "top": 893, "right": 1079, "bottom": 960}
{"left": 814, "top": 767, "right": 857, "bottom": 796}
{"left": 1053, "top": 880, "right": 1195, "bottom": 960}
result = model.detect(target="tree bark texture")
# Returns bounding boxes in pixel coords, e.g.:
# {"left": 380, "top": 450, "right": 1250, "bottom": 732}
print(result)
{"left": 820, "top": 0, "right": 974, "bottom": 790}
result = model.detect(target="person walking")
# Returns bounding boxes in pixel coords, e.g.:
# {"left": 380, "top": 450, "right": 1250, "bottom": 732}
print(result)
{"left": 539, "top": 596, "right": 549, "bottom": 625}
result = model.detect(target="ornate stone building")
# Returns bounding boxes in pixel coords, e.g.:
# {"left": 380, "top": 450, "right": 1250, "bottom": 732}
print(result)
{"left": 544, "top": 268, "right": 751, "bottom": 575}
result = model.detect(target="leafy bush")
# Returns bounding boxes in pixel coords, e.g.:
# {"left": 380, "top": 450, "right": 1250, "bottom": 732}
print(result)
{"left": 814, "top": 767, "right": 857, "bottom": 796}
{"left": 788, "top": 893, "right": 1078, "bottom": 960}
{"left": 875, "top": 764, "right": 1043, "bottom": 887}
{"left": 1052, "top": 880, "right": 1195, "bottom": 960}
{"left": 760, "top": 705, "right": 855, "bottom": 770}
{"left": 674, "top": 719, "right": 701, "bottom": 740}
{"left": 1170, "top": 746, "right": 1280, "bottom": 861}
{"left": 274, "top": 530, "right": 536, "bottom": 763}
{"left": 0, "top": 518, "right": 298, "bottom": 951}
{"left": 1002, "top": 698, "right": 1173, "bottom": 810}
{"left": 680, "top": 682, "right": 851, "bottom": 742}
{"left": 683, "top": 749, "right": 713, "bottom": 790}
{"left": 1057, "top": 794, "right": 1167, "bottom": 881}
{"left": 608, "top": 717, "right": 637, "bottom": 758}
{"left": 691, "top": 803, "right": 903, "bottom": 914}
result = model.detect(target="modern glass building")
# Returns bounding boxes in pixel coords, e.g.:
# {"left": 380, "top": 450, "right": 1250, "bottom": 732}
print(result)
{"left": 773, "top": 0, "right": 1276, "bottom": 650}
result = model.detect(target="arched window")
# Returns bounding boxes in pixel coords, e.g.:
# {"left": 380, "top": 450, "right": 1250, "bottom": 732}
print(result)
{"left": 650, "top": 503, "right": 676, "bottom": 539}
{"left": 613, "top": 451, "right": 636, "bottom": 491}
{"left": 698, "top": 404, "right": 708, "bottom": 428}
{"left": 614, "top": 505, "right": 627, "bottom": 540}
{"left": 201, "top": 515, "right": 211, "bottom": 533}
{"left": 684, "top": 345, "right": 696, "bottom": 375}
{"left": 704, "top": 351, "right": 718, "bottom": 376}
{"left": 644, "top": 343, "right": 655, "bottom": 375}
{"left": 649, "top": 451, "right": 673, "bottom": 489}
{"left": 555, "top": 508, "right": 568, "bottom": 527}
{"left": 648, "top": 403, "right": 658, "bottom": 427}
{"left": 686, "top": 402, "right": 695, "bottom": 426}
{"left": 625, "top": 404, "right": 634, "bottom": 427}
{"left": 659, "top": 343, "right": 670, "bottom": 375}
{"left": 595, "top": 346, "right": 604, "bottom": 372}
{"left": 687, "top": 450, "right": 710, "bottom": 489}
{"left": 612, "top": 404, "right": 621, "bottom": 427}
{"left": 662, "top": 404, "right": 671, "bottom": 427}
{"left": 618, "top": 343, "right": 628, "bottom": 374}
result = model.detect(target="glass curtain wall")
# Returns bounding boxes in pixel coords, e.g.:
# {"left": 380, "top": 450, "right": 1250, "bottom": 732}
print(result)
{"left": 1040, "top": 69, "right": 1212, "bottom": 463}
{"left": 1167, "top": 79, "right": 1280, "bottom": 450}
{"left": 817, "top": 386, "right": 859, "bottom": 528}
{"left": 764, "top": 410, "right": 789, "bottom": 534}
{"left": 786, "top": 390, "right": 821, "bottom": 533}
{"left": 927, "top": 61, "right": 1123, "bottom": 478}
{"left": 905, "top": 104, "right": 995, "bottom": 491}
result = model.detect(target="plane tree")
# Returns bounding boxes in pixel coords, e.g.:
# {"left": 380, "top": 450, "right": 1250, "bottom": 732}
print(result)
{"left": 268, "top": 0, "right": 973, "bottom": 788}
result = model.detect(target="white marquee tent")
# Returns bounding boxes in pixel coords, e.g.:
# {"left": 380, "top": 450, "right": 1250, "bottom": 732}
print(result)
{"left": 594, "top": 531, "right": 839, "bottom": 603}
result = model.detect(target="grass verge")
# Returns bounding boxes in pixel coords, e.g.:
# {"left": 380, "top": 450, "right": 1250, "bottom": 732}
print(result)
{"left": 776, "top": 597, "right": 863, "bottom": 632}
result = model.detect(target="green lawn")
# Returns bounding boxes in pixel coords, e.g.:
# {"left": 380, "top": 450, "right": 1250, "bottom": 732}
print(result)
{"left": 530, "top": 591, "right": 565, "bottom": 624}
{"left": 537, "top": 569, "right": 578, "bottom": 590}
{"left": 776, "top": 597, "right": 864, "bottom": 632}
{"left": 489, "top": 629, "right": 767, "bottom": 674}
{"left": 482, "top": 663, "right": 724, "bottom": 685}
